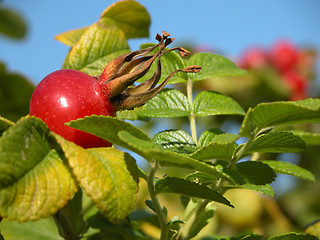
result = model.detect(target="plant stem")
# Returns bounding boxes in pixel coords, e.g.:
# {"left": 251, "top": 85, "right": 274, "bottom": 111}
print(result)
{"left": 187, "top": 79, "right": 197, "bottom": 145}
{"left": 148, "top": 161, "right": 168, "bottom": 240}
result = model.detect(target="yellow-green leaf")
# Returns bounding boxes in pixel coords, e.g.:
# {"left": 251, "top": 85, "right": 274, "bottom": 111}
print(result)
{"left": 55, "top": 27, "right": 87, "bottom": 47}
{"left": 55, "top": 135, "right": 139, "bottom": 223}
{"left": 0, "top": 116, "right": 77, "bottom": 221}
{"left": 0, "top": 150, "right": 77, "bottom": 221}
{"left": 62, "top": 18, "right": 130, "bottom": 76}
{"left": 100, "top": 0, "right": 150, "bottom": 39}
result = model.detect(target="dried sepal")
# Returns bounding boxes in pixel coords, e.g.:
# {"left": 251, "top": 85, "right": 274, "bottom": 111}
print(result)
{"left": 98, "top": 31, "right": 201, "bottom": 110}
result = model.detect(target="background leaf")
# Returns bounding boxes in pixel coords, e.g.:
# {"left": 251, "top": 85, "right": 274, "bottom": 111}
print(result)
{"left": 268, "top": 233, "right": 319, "bottom": 240}
{"left": 0, "top": 117, "right": 77, "bottom": 221}
{"left": 153, "top": 129, "right": 196, "bottom": 154}
{"left": 186, "top": 53, "right": 247, "bottom": 82}
{"left": 192, "top": 91, "right": 245, "bottom": 117}
{"left": 155, "top": 177, "right": 232, "bottom": 207}
{"left": 0, "top": 62, "right": 35, "bottom": 121}
{"left": 55, "top": 136, "right": 139, "bottom": 224}
{"left": 0, "top": 217, "right": 63, "bottom": 240}
{"left": 0, "top": 7, "right": 27, "bottom": 39}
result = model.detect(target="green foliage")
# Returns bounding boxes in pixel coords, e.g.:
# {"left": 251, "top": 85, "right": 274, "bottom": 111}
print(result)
{"left": 268, "top": 233, "right": 319, "bottom": 240}
{"left": 153, "top": 129, "right": 197, "bottom": 154}
{"left": 1, "top": 217, "right": 62, "bottom": 240}
{"left": 0, "top": 62, "right": 34, "bottom": 121}
{"left": 240, "top": 99, "right": 320, "bottom": 137}
{"left": 0, "top": 0, "right": 319, "bottom": 240}
{"left": 55, "top": 134, "right": 139, "bottom": 224}
{"left": 154, "top": 177, "right": 232, "bottom": 207}
{"left": 0, "top": 7, "right": 27, "bottom": 39}
{"left": 0, "top": 116, "right": 77, "bottom": 221}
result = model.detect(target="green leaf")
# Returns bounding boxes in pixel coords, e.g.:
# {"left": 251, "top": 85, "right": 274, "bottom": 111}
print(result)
{"left": 62, "top": 18, "right": 130, "bottom": 76}
{"left": 153, "top": 129, "right": 196, "bottom": 154}
{"left": 155, "top": 177, "right": 232, "bottom": 207}
{"left": 185, "top": 202, "right": 217, "bottom": 240}
{"left": 237, "top": 234, "right": 264, "bottom": 240}
{"left": 0, "top": 217, "right": 63, "bottom": 240}
{"left": 268, "top": 232, "right": 319, "bottom": 240}
{"left": 100, "top": 0, "right": 150, "bottom": 39}
{"left": 250, "top": 98, "right": 320, "bottom": 130}
{"left": 66, "top": 115, "right": 151, "bottom": 152}
{"left": 305, "top": 220, "right": 320, "bottom": 238}
{"left": 239, "top": 107, "right": 254, "bottom": 138}
{"left": 192, "top": 91, "right": 245, "bottom": 117}
{"left": 0, "top": 116, "right": 14, "bottom": 134}
{"left": 54, "top": 136, "right": 139, "bottom": 224}
{"left": 137, "top": 44, "right": 188, "bottom": 84}
{"left": 54, "top": 27, "right": 87, "bottom": 47}
{"left": 198, "top": 128, "right": 227, "bottom": 147}
{"left": 54, "top": 190, "right": 86, "bottom": 239}
{"left": 225, "top": 183, "right": 275, "bottom": 197}
{"left": 186, "top": 53, "right": 247, "bottom": 82}
{"left": 190, "top": 131, "right": 238, "bottom": 161}
{"left": 235, "top": 161, "right": 276, "bottom": 185}
{"left": 245, "top": 132, "right": 306, "bottom": 154}
{"left": 0, "top": 7, "right": 27, "bottom": 39}
{"left": 185, "top": 171, "right": 218, "bottom": 183}
{"left": 289, "top": 130, "right": 320, "bottom": 145}
{"left": 136, "top": 89, "right": 191, "bottom": 118}
{"left": 118, "top": 131, "right": 233, "bottom": 182}
{"left": 0, "top": 63, "right": 35, "bottom": 121}
{"left": 116, "top": 109, "right": 141, "bottom": 121}
{"left": 0, "top": 117, "right": 77, "bottom": 221}
{"left": 190, "top": 141, "right": 237, "bottom": 161}
{"left": 261, "top": 160, "right": 315, "bottom": 181}
{"left": 55, "top": 0, "right": 150, "bottom": 47}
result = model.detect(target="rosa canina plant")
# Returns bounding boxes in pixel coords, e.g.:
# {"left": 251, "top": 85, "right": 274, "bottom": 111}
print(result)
{"left": 0, "top": 1, "right": 319, "bottom": 240}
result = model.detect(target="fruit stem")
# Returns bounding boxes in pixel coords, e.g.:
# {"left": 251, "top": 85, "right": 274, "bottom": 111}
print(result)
{"left": 147, "top": 161, "right": 168, "bottom": 240}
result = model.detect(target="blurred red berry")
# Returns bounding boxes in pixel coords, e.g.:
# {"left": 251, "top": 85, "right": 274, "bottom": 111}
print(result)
{"left": 238, "top": 47, "right": 269, "bottom": 69}
{"left": 282, "top": 70, "right": 308, "bottom": 101}
{"left": 270, "top": 41, "right": 299, "bottom": 73}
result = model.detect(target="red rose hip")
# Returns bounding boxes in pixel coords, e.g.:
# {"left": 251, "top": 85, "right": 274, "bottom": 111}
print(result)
{"left": 29, "top": 69, "right": 115, "bottom": 148}
{"left": 29, "top": 32, "right": 201, "bottom": 148}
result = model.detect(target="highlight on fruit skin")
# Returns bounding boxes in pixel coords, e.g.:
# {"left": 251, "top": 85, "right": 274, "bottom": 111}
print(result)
{"left": 29, "top": 31, "right": 201, "bottom": 148}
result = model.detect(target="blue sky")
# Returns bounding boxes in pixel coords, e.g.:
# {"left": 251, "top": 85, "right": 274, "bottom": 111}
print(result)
{"left": 1, "top": 0, "right": 320, "bottom": 85}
